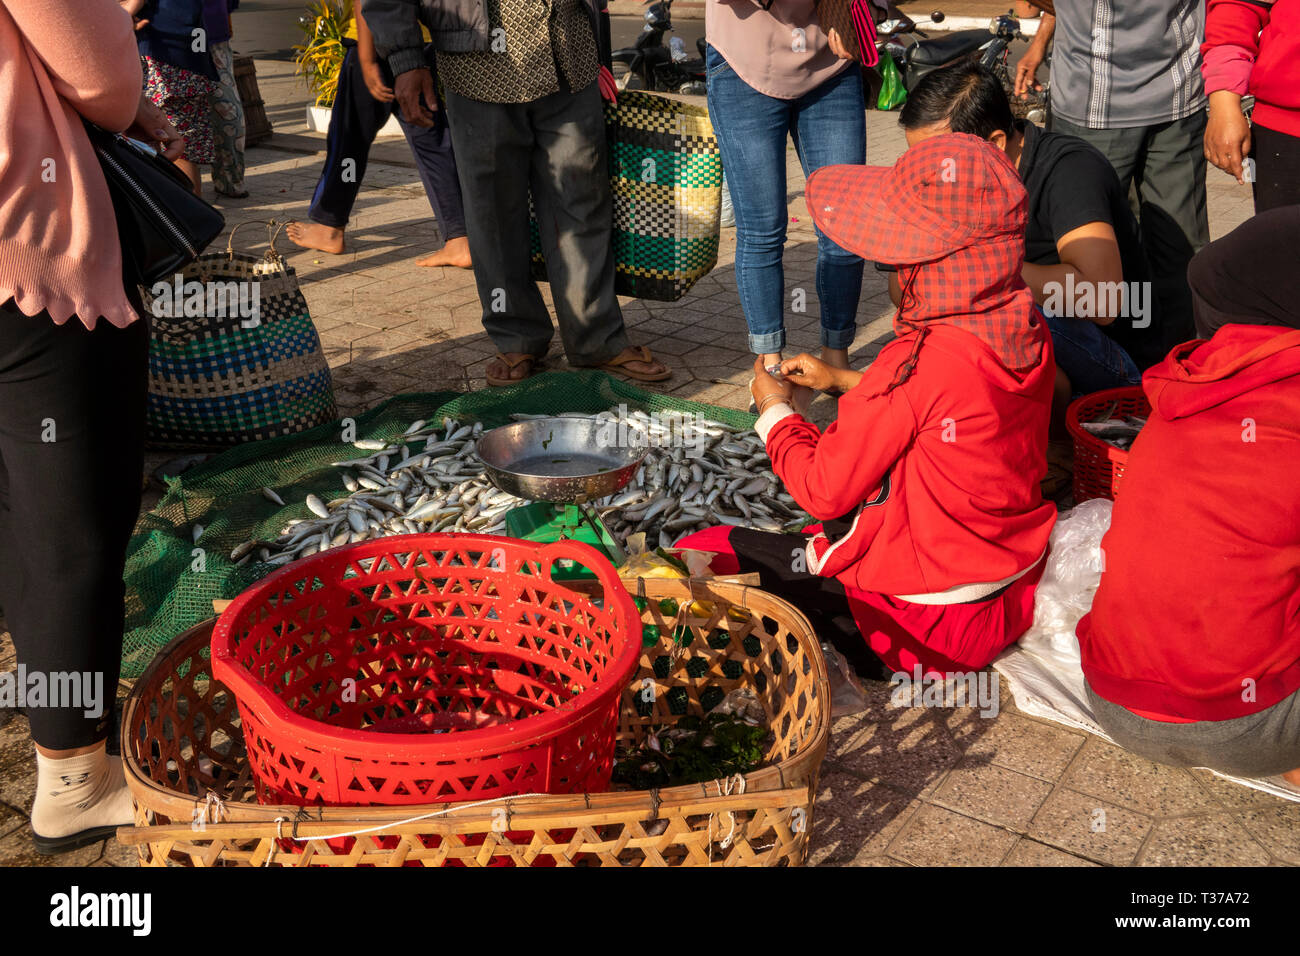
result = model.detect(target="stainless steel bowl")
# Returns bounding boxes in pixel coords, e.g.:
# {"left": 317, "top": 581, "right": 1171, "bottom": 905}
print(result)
{"left": 475, "top": 417, "right": 648, "bottom": 503}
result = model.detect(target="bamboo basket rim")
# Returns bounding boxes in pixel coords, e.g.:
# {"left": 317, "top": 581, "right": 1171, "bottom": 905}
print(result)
{"left": 120, "top": 577, "right": 832, "bottom": 837}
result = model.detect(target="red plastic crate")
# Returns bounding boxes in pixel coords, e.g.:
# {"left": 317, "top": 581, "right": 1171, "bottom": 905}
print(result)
{"left": 1065, "top": 386, "right": 1152, "bottom": 503}
{"left": 211, "top": 534, "right": 640, "bottom": 808}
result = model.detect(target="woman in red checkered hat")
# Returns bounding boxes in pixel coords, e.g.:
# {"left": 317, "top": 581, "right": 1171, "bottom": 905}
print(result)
{"left": 677, "top": 133, "right": 1056, "bottom": 681}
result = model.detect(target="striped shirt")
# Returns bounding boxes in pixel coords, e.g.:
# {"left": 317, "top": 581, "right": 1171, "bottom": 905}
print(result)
{"left": 1049, "top": 0, "right": 1208, "bottom": 129}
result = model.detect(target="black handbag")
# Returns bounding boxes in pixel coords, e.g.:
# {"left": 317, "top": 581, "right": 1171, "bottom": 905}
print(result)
{"left": 84, "top": 123, "right": 226, "bottom": 288}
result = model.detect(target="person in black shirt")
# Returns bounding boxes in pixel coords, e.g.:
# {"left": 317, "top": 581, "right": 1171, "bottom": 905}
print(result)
{"left": 891, "top": 62, "right": 1152, "bottom": 495}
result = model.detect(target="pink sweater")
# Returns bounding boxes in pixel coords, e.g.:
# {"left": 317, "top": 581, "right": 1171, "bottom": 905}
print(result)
{"left": 0, "top": 0, "right": 143, "bottom": 329}
{"left": 706, "top": 0, "right": 852, "bottom": 100}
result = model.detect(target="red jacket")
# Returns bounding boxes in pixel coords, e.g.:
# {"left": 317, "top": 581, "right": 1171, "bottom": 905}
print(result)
{"left": 1078, "top": 325, "right": 1300, "bottom": 721}
{"left": 761, "top": 323, "right": 1056, "bottom": 601}
{"left": 1202, "top": 0, "right": 1300, "bottom": 137}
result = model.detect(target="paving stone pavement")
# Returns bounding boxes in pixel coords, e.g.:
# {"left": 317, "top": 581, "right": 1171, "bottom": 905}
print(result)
{"left": 0, "top": 80, "right": 1288, "bottom": 867}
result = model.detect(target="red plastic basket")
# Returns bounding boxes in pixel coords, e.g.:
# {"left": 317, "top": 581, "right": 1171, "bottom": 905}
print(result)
{"left": 210, "top": 534, "right": 640, "bottom": 808}
{"left": 1065, "top": 386, "right": 1152, "bottom": 503}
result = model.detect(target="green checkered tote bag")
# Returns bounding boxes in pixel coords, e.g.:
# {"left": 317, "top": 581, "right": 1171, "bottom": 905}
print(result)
{"left": 142, "top": 221, "right": 338, "bottom": 448}
{"left": 531, "top": 90, "right": 723, "bottom": 302}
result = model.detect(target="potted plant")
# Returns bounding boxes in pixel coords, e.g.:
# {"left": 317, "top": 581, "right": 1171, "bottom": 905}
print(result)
{"left": 293, "top": 0, "right": 402, "bottom": 135}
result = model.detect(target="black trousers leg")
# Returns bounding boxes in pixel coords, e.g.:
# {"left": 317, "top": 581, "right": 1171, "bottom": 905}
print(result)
{"left": 726, "top": 528, "right": 892, "bottom": 680}
{"left": 0, "top": 304, "right": 147, "bottom": 749}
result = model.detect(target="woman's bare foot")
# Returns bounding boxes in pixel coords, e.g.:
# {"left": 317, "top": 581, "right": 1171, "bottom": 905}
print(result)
{"left": 416, "top": 236, "right": 472, "bottom": 269}
{"left": 286, "top": 220, "right": 345, "bottom": 255}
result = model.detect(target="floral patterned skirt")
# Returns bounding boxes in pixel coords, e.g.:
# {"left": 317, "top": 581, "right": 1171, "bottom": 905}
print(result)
{"left": 142, "top": 55, "right": 217, "bottom": 164}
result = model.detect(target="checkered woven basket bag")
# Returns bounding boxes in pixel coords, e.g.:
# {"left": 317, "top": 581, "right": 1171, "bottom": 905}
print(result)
{"left": 142, "top": 221, "right": 337, "bottom": 448}
{"left": 530, "top": 90, "right": 723, "bottom": 302}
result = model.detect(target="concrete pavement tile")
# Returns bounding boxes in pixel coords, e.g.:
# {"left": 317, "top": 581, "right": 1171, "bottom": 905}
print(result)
{"left": 832, "top": 708, "right": 962, "bottom": 797}
{"left": 1237, "top": 805, "right": 1300, "bottom": 863}
{"left": 947, "top": 711, "right": 1087, "bottom": 783}
{"left": 809, "top": 771, "right": 923, "bottom": 866}
{"left": 98, "top": 836, "right": 143, "bottom": 867}
{"left": 1063, "top": 738, "right": 1220, "bottom": 816}
{"left": 1138, "top": 814, "right": 1270, "bottom": 867}
{"left": 348, "top": 328, "right": 434, "bottom": 358}
{"left": 931, "top": 760, "right": 1054, "bottom": 830}
{"left": 1003, "top": 838, "right": 1099, "bottom": 867}
{"left": 887, "top": 804, "right": 1019, "bottom": 866}
{"left": 1028, "top": 787, "right": 1153, "bottom": 866}
{"left": 0, "top": 826, "right": 108, "bottom": 866}
{"left": 1188, "top": 769, "right": 1299, "bottom": 810}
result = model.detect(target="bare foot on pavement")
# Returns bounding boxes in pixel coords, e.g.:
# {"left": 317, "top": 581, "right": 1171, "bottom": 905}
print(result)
{"left": 286, "top": 220, "right": 345, "bottom": 255}
{"left": 416, "top": 236, "right": 473, "bottom": 269}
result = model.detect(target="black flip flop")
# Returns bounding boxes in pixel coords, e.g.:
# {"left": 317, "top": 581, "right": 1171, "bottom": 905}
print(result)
{"left": 32, "top": 823, "right": 122, "bottom": 856}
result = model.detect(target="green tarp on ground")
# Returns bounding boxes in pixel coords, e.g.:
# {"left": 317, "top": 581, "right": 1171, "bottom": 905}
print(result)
{"left": 122, "top": 370, "right": 755, "bottom": 680}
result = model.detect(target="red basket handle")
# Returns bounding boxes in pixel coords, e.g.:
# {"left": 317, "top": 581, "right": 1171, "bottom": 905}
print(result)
{"left": 535, "top": 538, "right": 619, "bottom": 585}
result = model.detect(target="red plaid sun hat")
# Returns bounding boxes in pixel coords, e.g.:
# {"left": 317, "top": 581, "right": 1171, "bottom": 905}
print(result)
{"left": 805, "top": 133, "right": 1028, "bottom": 265}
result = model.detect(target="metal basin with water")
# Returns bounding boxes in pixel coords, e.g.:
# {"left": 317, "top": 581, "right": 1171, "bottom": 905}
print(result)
{"left": 475, "top": 417, "right": 647, "bottom": 504}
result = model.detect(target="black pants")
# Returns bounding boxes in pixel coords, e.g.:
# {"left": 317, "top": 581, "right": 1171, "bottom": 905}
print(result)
{"left": 309, "top": 43, "right": 467, "bottom": 239}
{"left": 725, "top": 528, "right": 892, "bottom": 680}
{"left": 1188, "top": 203, "right": 1300, "bottom": 339}
{"left": 1252, "top": 124, "right": 1300, "bottom": 215}
{"left": 0, "top": 302, "right": 147, "bottom": 749}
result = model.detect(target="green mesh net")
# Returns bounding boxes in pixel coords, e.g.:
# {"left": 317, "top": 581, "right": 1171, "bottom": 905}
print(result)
{"left": 122, "top": 371, "right": 755, "bottom": 680}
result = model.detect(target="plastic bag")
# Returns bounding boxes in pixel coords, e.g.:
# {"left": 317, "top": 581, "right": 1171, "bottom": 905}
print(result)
{"left": 821, "top": 642, "right": 870, "bottom": 717}
{"left": 1029, "top": 498, "right": 1114, "bottom": 653}
{"left": 876, "top": 54, "right": 907, "bottom": 110}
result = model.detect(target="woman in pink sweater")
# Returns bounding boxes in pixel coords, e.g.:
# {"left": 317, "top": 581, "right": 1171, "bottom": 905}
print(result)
{"left": 0, "top": 0, "right": 183, "bottom": 854}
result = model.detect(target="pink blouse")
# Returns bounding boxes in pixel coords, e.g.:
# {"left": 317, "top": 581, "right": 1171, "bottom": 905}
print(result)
{"left": 0, "top": 0, "right": 143, "bottom": 329}
{"left": 705, "top": 0, "right": 853, "bottom": 100}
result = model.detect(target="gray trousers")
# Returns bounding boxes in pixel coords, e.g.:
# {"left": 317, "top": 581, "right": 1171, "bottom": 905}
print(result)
{"left": 443, "top": 81, "right": 629, "bottom": 366}
{"left": 1087, "top": 681, "right": 1300, "bottom": 779}
{"left": 1052, "top": 112, "right": 1209, "bottom": 365}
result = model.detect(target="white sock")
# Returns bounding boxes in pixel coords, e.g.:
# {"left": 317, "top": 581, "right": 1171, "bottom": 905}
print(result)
{"left": 30, "top": 744, "right": 134, "bottom": 840}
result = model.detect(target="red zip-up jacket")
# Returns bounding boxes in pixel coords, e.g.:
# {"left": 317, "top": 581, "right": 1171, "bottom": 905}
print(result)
{"left": 758, "top": 323, "right": 1056, "bottom": 601}
{"left": 1202, "top": 0, "right": 1300, "bottom": 137}
{"left": 1078, "top": 325, "right": 1300, "bottom": 722}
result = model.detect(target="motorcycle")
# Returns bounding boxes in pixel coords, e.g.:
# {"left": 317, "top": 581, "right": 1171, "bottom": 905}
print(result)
{"left": 868, "top": 10, "right": 1049, "bottom": 122}
{"left": 610, "top": 0, "right": 708, "bottom": 95}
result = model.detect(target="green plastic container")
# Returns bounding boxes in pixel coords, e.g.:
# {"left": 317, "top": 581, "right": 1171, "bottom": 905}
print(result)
{"left": 504, "top": 502, "right": 620, "bottom": 580}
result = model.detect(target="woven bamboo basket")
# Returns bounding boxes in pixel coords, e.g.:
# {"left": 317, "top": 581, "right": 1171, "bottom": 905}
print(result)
{"left": 118, "top": 578, "right": 831, "bottom": 866}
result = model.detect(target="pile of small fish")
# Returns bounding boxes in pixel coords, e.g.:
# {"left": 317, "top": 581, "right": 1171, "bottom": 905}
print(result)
{"left": 218, "top": 409, "right": 809, "bottom": 568}
{"left": 511, "top": 410, "right": 810, "bottom": 545}
{"left": 1080, "top": 414, "right": 1146, "bottom": 451}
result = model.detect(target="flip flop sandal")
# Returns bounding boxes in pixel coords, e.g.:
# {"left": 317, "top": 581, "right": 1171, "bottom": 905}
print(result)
{"left": 32, "top": 823, "right": 122, "bottom": 856}
{"left": 597, "top": 345, "right": 671, "bottom": 383}
{"left": 486, "top": 352, "right": 542, "bottom": 387}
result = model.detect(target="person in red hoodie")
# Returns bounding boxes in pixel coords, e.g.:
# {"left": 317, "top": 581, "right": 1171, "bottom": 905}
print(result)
{"left": 1077, "top": 211, "right": 1300, "bottom": 785}
{"left": 1202, "top": 0, "right": 1300, "bottom": 211}
{"left": 677, "top": 134, "right": 1056, "bottom": 679}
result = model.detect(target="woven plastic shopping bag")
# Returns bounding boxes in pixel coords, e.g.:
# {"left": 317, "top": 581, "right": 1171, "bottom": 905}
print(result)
{"left": 141, "top": 221, "right": 338, "bottom": 448}
{"left": 530, "top": 90, "right": 723, "bottom": 302}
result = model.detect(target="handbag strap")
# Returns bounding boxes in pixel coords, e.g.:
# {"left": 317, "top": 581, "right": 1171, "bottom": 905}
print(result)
{"left": 225, "top": 219, "right": 287, "bottom": 270}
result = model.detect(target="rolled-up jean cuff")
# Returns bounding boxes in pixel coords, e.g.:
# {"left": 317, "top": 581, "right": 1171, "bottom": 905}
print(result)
{"left": 748, "top": 330, "right": 785, "bottom": 354}
{"left": 822, "top": 326, "right": 856, "bottom": 349}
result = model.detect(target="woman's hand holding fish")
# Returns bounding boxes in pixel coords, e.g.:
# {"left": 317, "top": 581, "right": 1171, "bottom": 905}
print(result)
{"left": 779, "top": 354, "right": 861, "bottom": 393}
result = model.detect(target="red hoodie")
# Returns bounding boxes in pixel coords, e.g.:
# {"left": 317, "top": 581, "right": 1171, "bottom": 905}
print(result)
{"left": 1202, "top": 0, "right": 1300, "bottom": 138}
{"left": 758, "top": 267, "right": 1056, "bottom": 601}
{"left": 1078, "top": 325, "right": 1300, "bottom": 722}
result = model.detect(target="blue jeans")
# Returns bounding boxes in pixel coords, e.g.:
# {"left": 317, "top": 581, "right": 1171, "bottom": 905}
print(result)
{"left": 1041, "top": 307, "right": 1142, "bottom": 397}
{"left": 705, "top": 45, "right": 865, "bottom": 354}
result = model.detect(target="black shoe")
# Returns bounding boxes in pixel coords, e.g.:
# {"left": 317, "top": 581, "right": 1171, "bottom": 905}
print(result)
{"left": 31, "top": 823, "right": 122, "bottom": 856}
